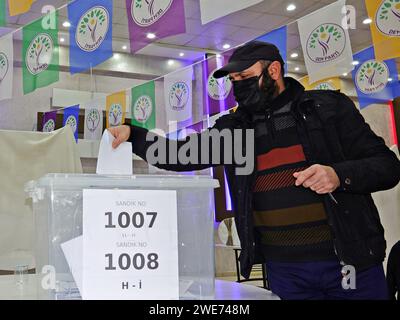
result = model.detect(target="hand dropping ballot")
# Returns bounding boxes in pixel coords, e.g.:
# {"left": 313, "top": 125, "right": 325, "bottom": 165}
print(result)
{"left": 96, "top": 129, "right": 133, "bottom": 175}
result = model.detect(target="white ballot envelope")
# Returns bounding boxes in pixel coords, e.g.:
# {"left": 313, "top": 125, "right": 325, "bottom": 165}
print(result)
{"left": 96, "top": 130, "right": 133, "bottom": 175}
{"left": 60, "top": 236, "right": 83, "bottom": 294}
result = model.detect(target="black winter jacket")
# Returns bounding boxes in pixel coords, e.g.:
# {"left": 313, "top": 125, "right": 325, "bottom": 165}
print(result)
{"left": 129, "top": 77, "right": 400, "bottom": 279}
{"left": 387, "top": 241, "right": 400, "bottom": 300}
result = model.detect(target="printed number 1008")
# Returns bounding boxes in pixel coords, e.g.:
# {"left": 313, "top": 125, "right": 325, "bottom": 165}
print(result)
{"left": 105, "top": 253, "right": 159, "bottom": 271}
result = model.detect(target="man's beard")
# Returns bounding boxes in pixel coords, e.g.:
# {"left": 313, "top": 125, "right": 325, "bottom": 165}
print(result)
{"left": 261, "top": 70, "right": 277, "bottom": 105}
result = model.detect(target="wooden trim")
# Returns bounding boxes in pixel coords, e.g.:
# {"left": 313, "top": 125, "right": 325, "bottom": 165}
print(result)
{"left": 0, "top": 268, "right": 35, "bottom": 276}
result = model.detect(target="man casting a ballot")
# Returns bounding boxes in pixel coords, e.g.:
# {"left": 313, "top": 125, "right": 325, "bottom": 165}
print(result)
{"left": 108, "top": 41, "right": 400, "bottom": 300}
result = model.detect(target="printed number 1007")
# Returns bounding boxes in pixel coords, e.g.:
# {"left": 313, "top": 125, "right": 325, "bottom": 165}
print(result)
{"left": 105, "top": 211, "right": 157, "bottom": 229}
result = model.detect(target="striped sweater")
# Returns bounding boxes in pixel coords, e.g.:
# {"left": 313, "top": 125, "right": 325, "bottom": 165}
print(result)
{"left": 252, "top": 98, "right": 336, "bottom": 262}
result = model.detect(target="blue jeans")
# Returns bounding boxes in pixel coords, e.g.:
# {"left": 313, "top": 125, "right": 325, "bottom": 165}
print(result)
{"left": 265, "top": 260, "right": 389, "bottom": 300}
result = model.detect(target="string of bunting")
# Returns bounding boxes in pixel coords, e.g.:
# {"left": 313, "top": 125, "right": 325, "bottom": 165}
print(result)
{"left": 0, "top": 0, "right": 398, "bottom": 142}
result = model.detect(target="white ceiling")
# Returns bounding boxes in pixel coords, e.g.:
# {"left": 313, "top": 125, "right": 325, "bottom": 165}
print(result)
{"left": 0, "top": 0, "right": 396, "bottom": 77}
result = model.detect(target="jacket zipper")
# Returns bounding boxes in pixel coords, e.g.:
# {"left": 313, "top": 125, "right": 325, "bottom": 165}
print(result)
{"left": 265, "top": 109, "right": 275, "bottom": 141}
{"left": 300, "top": 110, "right": 345, "bottom": 265}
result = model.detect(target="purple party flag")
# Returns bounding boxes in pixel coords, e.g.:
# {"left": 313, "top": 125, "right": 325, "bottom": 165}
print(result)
{"left": 125, "top": 0, "right": 186, "bottom": 53}
{"left": 42, "top": 110, "right": 57, "bottom": 132}
{"left": 203, "top": 54, "right": 236, "bottom": 116}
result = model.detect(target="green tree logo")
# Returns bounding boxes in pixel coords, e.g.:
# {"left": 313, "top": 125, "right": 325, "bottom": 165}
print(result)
{"left": 309, "top": 24, "right": 342, "bottom": 56}
{"left": 376, "top": 0, "right": 400, "bottom": 36}
{"left": 43, "top": 119, "right": 55, "bottom": 132}
{"left": 109, "top": 104, "right": 123, "bottom": 126}
{"left": 134, "top": 95, "right": 153, "bottom": 123}
{"left": 356, "top": 59, "right": 389, "bottom": 94}
{"left": 378, "top": 0, "right": 400, "bottom": 20}
{"left": 169, "top": 81, "right": 189, "bottom": 110}
{"left": 314, "top": 82, "right": 335, "bottom": 90}
{"left": 0, "top": 52, "right": 9, "bottom": 84}
{"left": 207, "top": 69, "right": 232, "bottom": 101}
{"left": 135, "top": 0, "right": 155, "bottom": 16}
{"left": 65, "top": 115, "right": 77, "bottom": 133}
{"left": 358, "top": 62, "right": 385, "bottom": 85}
{"left": 76, "top": 6, "right": 109, "bottom": 52}
{"left": 306, "top": 23, "right": 346, "bottom": 63}
{"left": 26, "top": 33, "right": 53, "bottom": 75}
{"left": 131, "top": 0, "right": 172, "bottom": 27}
{"left": 86, "top": 109, "right": 101, "bottom": 132}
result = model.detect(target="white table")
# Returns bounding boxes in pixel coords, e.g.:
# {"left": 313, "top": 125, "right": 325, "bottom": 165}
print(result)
{"left": 0, "top": 275, "right": 279, "bottom": 300}
{"left": 215, "top": 280, "right": 279, "bottom": 300}
{"left": 0, "top": 274, "right": 38, "bottom": 300}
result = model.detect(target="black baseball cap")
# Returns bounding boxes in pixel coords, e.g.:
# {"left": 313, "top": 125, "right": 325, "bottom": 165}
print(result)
{"left": 213, "top": 41, "right": 284, "bottom": 79}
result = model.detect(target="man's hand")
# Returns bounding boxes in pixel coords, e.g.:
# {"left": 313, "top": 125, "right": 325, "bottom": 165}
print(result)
{"left": 293, "top": 164, "right": 340, "bottom": 194}
{"left": 108, "top": 125, "right": 131, "bottom": 149}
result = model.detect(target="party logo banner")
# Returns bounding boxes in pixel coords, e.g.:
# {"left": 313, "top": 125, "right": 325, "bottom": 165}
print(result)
{"left": 365, "top": 0, "right": 400, "bottom": 60}
{"left": 63, "top": 105, "right": 80, "bottom": 141}
{"left": 69, "top": 0, "right": 113, "bottom": 74}
{"left": 22, "top": 11, "right": 59, "bottom": 94}
{"left": 83, "top": 99, "right": 104, "bottom": 140}
{"left": 106, "top": 91, "right": 126, "bottom": 128}
{"left": 131, "top": 81, "right": 156, "bottom": 130}
{"left": 353, "top": 46, "right": 400, "bottom": 109}
{"left": 42, "top": 110, "right": 57, "bottom": 132}
{"left": 298, "top": 0, "right": 353, "bottom": 83}
{"left": 203, "top": 54, "right": 235, "bottom": 116}
{"left": 126, "top": 0, "right": 185, "bottom": 53}
{"left": 164, "top": 66, "right": 193, "bottom": 123}
{"left": 0, "top": 34, "right": 13, "bottom": 101}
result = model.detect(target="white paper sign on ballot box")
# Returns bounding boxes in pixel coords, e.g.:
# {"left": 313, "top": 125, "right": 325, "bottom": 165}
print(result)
{"left": 82, "top": 189, "right": 179, "bottom": 300}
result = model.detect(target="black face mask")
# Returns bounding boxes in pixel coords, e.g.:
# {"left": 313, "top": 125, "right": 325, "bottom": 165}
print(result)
{"left": 232, "top": 69, "right": 276, "bottom": 114}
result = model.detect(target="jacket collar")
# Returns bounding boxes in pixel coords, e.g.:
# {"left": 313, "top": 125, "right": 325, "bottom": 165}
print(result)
{"left": 267, "top": 77, "right": 305, "bottom": 113}
{"left": 234, "top": 77, "right": 307, "bottom": 123}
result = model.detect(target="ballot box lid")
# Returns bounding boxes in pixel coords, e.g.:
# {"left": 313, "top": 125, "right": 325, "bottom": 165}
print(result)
{"left": 25, "top": 173, "right": 220, "bottom": 193}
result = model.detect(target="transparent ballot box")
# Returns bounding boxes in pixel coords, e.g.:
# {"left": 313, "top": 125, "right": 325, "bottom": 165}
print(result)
{"left": 26, "top": 174, "right": 219, "bottom": 300}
